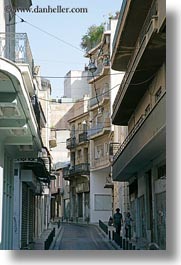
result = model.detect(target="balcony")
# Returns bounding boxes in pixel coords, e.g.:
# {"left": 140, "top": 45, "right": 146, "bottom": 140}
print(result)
{"left": 88, "top": 56, "right": 110, "bottom": 84}
{"left": 88, "top": 118, "right": 111, "bottom": 139}
{"left": 89, "top": 86, "right": 109, "bottom": 110}
{"left": 112, "top": 93, "right": 166, "bottom": 181}
{"left": 69, "top": 163, "right": 90, "bottom": 176}
{"left": 62, "top": 166, "right": 71, "bottom": 180}
{"left": 112, "top": 0, "right": 153, "bottom": 71}
{"left": 109, "top": 142, "right": 121, "bottom": 162}
{"left": 75, "top": 182, "right": 89, "bottom": 193}
{"left": 91, "top": 155, "right": 110, "bottom": 171}
{"left": 66, "top": 137, "right": 76, "bottom": 149}
{"left": 63, "top": 163, "right": 90, "bottom": 179}
{"left": 0, "top": 32, "right": 34, "bottom": 75}
{"left": 112, "top": 0, "right": 166, "bottom": 125}
{"left": 78, "top": 132, "right": 88, "bottom": 143}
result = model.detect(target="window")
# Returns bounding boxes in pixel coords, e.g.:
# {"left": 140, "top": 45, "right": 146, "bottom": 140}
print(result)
{"left": 155, "top": 87, "right": 162, "bottom": 103}
{"left": 95, "top": 145, "right": 104, "bottom": 159}
{"left": 94, "top": 194, "right": 112, "bottom": 211}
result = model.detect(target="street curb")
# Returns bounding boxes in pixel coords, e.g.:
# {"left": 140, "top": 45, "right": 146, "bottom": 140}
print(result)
{"left": 95, "top": 224, "right": 119, "bottom": 250}
{"left": 49, "top": 225, "right": 63, "bottom": 250}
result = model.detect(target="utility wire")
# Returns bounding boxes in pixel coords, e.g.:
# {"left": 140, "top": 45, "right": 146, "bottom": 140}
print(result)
{"left": 37, "top": 70, "right": 156, "bottom": 104}
{"left": 16, "top": 14, "right": 83, "bottom": 53}
{"left": 37, "top": 83, "right": 121, "bottom": 104}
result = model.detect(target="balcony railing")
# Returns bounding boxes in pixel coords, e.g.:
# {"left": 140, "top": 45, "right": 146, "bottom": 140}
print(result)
{"left": 113, "top": 115, "right": 146, "bottom": 162}
{"left": 69, "top": 163, "right": 90, "bottom": 176}
{"left": 113, "top": 93, "right": 165, "bottom": 162}
{"left": 66, "top": 137, "right": 76, "bottom": 149}
{"left": 62, "top": 166, "right": 71, "bottom": 180}
{"left": 109, "top": 142, "right": 121, "bottom": 162}
{"left": 78, "top": 132, "right": 88, "bottom": 143}
{"left": 89, "top": 87, "right": 109, "bottom": 109}
{"left": 113, "top": 0, "right": 158, "bottom": 114}
{"left": 0, "top": 32, "right": 34, "bottom": 75}
{"left": 89, "top": 55, "right": 110, "bottom": 83}
{"left": 88, "top": 118, "right": 111, "bottom": 138}
{"left": 63, "top": 163, "right": 90, "bottom": 179}
{"left": 92, "top": 155, "right": 110, "bottom": 169}
{"left": 112, "top": 0, "right": 127, "bottom": 53}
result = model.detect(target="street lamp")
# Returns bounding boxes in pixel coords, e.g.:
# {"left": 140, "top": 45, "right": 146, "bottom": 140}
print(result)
{"left": 88, "top": 58, "right": 97, "bottom": 73}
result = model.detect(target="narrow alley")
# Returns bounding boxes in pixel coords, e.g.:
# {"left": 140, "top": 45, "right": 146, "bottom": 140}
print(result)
{"left": 53, "top": 223, "right": 115, "bottom": 250}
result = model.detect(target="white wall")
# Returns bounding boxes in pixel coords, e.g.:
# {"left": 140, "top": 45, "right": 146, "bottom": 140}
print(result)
{"left": 90, "top": 170, "right": 112, "bottom": 223}
{"left": 64, "top": 70, "right": 90, "bottom": 100}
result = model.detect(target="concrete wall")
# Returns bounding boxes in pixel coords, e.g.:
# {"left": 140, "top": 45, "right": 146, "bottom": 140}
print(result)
{"left": 90, "top": 170, "right": 112, "bottom": 223}
{"left": 64, "top": 70, "right": 90, "bottom": 100}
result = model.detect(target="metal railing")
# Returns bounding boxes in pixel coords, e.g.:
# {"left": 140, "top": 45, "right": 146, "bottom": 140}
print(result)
{"left": 66, "top": 137, "right": 76, "bottom": 149}
{"left": 113, "top": 115, "right": 145, "bottom": 162}
{"left": 78, "top": 132, "right": 88, "bottom": 143}
{"left": 112, "top": 0, "right": 127, "bottom": 52}
{"left": 0, "top": 32, "right": 34, "bottom": 75}
{"left": 69, "top": 163, "right": 90, "bottom": 176}
{"left": 62, "top": 166, "right": 70, "bottom": 179}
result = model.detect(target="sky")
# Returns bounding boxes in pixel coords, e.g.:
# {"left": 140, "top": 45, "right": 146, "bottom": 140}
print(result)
{"left": 16, "top": 0, "right": 123, "bottom": 98}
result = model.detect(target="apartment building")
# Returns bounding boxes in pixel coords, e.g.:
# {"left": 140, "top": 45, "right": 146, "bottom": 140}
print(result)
{"left": 64, "top": 68, "right": 90, "bottom": 100}
{"left": 111, "top": 0, "right": 166, "bottom": 249}
{"left": 49, "top": 98, "right": 76, "bottom": 222}
{"left": 0, "top": 0, "right": 53, "bottom": 249}
{"left": 85, "top": 17, "right": 127, "bottom": 223}
{"left": 63, "top": 99, "right": 90, "bottom": 223}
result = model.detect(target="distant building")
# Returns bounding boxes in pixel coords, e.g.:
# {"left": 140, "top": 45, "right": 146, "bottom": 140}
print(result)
{"left": 64, "top": 99, "right": 90, "bottom": 223}
{"left": 64, "top": 68, "right": 90, "bottom": 100}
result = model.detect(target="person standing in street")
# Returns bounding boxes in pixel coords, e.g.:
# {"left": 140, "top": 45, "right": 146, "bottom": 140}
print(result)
{"left": 113, "top": 208, "right": 123, "bottom": 236}
{"left": 125, "top": 212, "right": 133, "bottom": 240}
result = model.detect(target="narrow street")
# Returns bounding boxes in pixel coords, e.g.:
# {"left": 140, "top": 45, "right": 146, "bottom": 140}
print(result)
{"left": 53, "top": 223, "right": 115, "bottom": 250}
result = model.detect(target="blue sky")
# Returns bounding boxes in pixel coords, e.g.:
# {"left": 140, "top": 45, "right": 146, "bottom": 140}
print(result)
{"left": 16, "top": 0, "right": 123, "bottom": 98}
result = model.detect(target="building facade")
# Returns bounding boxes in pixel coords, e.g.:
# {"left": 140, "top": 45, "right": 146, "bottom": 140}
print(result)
{"left": 64, "top": 68, "right": 90, "bottom": 100}
{"left": 0, "top": 0, "right": 53, "bottom": 249}
{"left": 85, "top": 17, "right": 127, "bottom": 223}
{"left": 63, "top": 99, "right": 90, "bottom": 223}
{"left": 111, "top": 0, "right": 166, "bottom": 249}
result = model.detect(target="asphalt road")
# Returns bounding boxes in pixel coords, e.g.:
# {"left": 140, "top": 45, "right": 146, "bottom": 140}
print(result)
{"left": 53, "top": 223, "right": 115, "bottom": 250}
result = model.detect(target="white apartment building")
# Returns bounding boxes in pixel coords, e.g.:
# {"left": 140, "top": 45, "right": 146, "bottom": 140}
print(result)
{"left": 64, "top": 68, "right": 90, "bottom": 99}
